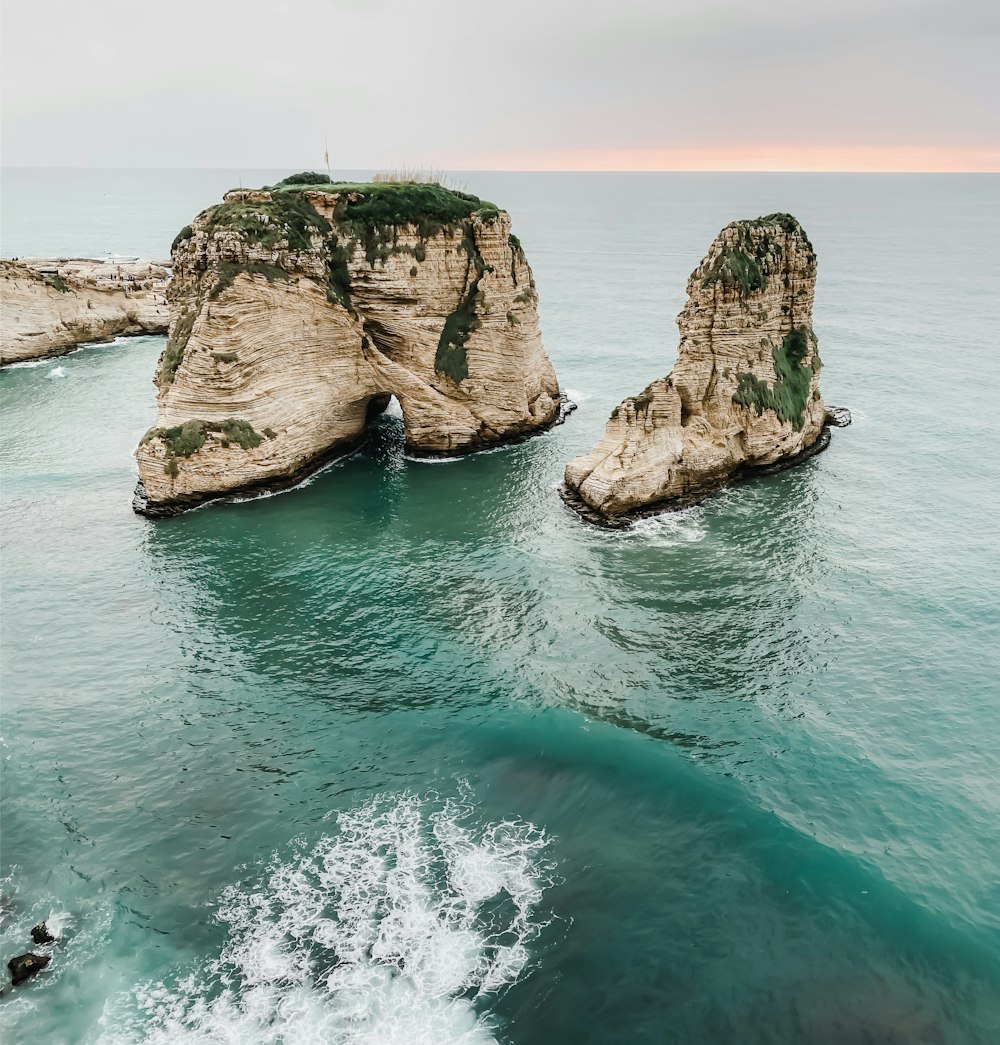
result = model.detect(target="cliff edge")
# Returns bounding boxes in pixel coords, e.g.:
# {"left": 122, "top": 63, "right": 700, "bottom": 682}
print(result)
{"left": 134, "top": 174, "right": 562, "bottom": 516}
{"left": 1, "top": 259, "right": 168, "bottom": 365}
{"left": 563, "top": 214, "right": 835, "bottom": 523}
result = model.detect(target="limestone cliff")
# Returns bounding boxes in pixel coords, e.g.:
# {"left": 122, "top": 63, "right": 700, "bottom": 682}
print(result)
{"left": 134, "top": 175, "right": 562, "bottom": 515}
{"left": 563, "top": 214, "right": 834, "bottom": 523}
{"left": 0, "top": 259, "right": 169, "bottom": 365}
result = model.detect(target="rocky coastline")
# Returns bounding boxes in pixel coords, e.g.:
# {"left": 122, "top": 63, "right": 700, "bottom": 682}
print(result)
{"left": 0, "top": 258, "right": 169, "bottom": 365}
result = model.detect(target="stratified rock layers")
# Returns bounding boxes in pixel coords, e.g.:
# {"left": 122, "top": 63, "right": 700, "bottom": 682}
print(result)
{"left": 1, "top": 259, "right": 168, "bottom": 365}
{"left": 564, "top": 214, "right": 828, "bottom": 520}
{"left": 134, "top": 181, "right": 560, "bottom": 515}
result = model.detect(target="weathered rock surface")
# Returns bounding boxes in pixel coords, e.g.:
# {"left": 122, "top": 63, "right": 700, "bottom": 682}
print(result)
{"left": 563, "top": 214, "right": 833, "bottom": 523}
{"left": 0, "top": 258, "right": 169, "bottom": 365}
{"left": 8, "top": 952, "right": 50, "bottom": 987}
{"left": 134, "top": 175, "right": 562, "bottom": 515}
{"left": 30, "top": 922, "right": 55, "bottom": 945}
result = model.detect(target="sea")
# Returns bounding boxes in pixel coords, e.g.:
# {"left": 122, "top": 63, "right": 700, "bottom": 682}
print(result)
{"left": 1, "top": 169, "right": 998, "bottom": 1044}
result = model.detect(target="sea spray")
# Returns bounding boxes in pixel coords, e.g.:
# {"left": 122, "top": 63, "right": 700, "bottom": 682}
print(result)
{"left": 104, "top": 787, "right": 556, "bottom": 1044}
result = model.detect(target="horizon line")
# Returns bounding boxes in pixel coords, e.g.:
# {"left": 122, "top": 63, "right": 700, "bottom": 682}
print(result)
{"left": 2, "top": 165, "right": 998, "bottom": 174}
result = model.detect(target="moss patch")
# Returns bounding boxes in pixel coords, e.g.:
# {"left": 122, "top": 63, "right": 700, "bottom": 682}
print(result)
{"left": 325, "top": 238, "right": 355, "bottom": 312}
{"left": 732, "top": 327, "right": 816, "bottom": 430}
{"left": 751, "top": 212, "right": 813, "bottom": 250}
{"left": 142, "top": 418, "right": 208, "bottom": 457}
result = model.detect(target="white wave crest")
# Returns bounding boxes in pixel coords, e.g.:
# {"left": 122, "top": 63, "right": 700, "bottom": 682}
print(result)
{"left": 625, "top": 504, "right": 707, "bottom": 545}
{"left": 105, "top": 787, "right": 555, "bottom": 1045}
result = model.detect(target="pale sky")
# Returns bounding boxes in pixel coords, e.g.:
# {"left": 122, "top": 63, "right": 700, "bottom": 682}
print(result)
{"left": 2, "top": 0, "right": 998, "bottom": 170}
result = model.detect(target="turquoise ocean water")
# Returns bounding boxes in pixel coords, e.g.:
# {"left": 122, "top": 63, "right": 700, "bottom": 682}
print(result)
{"left": 1, "top": 170, "right": 999, "bottom": 1043}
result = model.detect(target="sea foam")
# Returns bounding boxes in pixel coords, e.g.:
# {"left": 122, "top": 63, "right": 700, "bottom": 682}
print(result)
{"left": 105, "top": 787, "right": 555, "bottom": 1045}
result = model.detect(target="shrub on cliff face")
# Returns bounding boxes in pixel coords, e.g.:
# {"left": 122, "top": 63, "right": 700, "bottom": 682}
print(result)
{"left": 42, "top": 273, "right": 69, "bottom": 293}
{"left": 171, "top": 225, "right": 193, "bottom": 253}
{"left": 159, "top": 308, "right": 197, "bottom": 383}
{"left": 733, "top": 327, "right": 816, "bottom": 430}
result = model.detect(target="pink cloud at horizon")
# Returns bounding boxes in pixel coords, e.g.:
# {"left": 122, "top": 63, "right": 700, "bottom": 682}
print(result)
{"left": 452, "top": 145, "right": 1000, "bottom": 173}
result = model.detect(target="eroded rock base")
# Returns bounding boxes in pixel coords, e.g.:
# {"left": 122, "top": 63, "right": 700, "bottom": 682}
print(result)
{"left": 560, "top": 426, "right": 833, "bottom": 529}
{"left": 135, "top": 395, "right": 577, "bottom": 518}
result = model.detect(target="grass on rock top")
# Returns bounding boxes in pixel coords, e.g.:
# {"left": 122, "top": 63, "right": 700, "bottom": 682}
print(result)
{"left": 699, "top": 213, "right": 814, "bottom": 296}
{"left": 164, "top": 173, "right": 511, "bottom": 387}
{"left": 268, "top": 173, "right": 501, "bottom": 227}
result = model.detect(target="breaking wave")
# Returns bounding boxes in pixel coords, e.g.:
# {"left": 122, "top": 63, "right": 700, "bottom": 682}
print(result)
{"left": 104, "top": 787, "right": 556, "bottom": 1045}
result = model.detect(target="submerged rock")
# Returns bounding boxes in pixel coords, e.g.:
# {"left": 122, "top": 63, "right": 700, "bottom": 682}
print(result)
{"left": 0, "top": 258, "right": 169, "bottom": 365}
{"left": 30, "top": 922, "right": 55, "bottom": 945}
{"left": 8, "top": 952, "right": 50, "bottom": 987}
{"left": 563, "top": 214, "right": 839, "bottom": 523}
{"left": 134, "top": 174, "right": 563, "bottom": 516}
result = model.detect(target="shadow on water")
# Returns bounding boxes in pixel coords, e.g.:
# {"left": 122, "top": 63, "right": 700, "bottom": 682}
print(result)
{"left": 137, "top": 401, "right": 564, "bottom": 715}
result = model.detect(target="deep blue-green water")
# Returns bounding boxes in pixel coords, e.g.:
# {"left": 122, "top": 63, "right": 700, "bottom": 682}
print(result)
{"left": 2, "top": 170, "right": 999, "bottom": 1044}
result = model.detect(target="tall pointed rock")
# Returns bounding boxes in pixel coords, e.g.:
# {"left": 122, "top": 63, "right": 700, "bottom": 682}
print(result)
{"left": 563, "top": 214, "right": 834, "bottom": 522}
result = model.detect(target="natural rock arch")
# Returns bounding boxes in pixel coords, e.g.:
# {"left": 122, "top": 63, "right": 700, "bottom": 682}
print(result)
{"left": 134, "top": 177, "right": 564, "bottom": 516}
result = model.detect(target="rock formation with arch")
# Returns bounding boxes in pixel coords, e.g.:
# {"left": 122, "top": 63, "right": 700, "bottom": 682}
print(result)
{"left": 134, "top": 175, "right": 562, "bottom": 515}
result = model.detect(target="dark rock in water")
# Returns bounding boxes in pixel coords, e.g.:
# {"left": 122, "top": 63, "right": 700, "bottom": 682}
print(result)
{"left": 825, "top": 404, "right": 852, "bottom": 427}
{"left": 31, "top": 922, "right": 55, "bottom": 945}
{"left": 8, "top": 952, "right": 51, "bottom": 986}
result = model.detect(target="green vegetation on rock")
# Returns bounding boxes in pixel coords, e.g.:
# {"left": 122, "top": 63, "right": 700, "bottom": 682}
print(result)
{"left": 277, "top": 172, "right": 332, "bottom": 186}
{"left": 732, "top": 327, "right": 817, "bottom": 430}
{"left": 142, "top": 418, "right": 264, "bottom": 471}
{"left": 159, "top": 308, "right": 197, "bottom": 384}
{"left": 435, "top": 282, "right": 480, "bottom": 383}
{"left": 632, "top": 382, "right": 657, "bottom": 411}
{"left": 42, "top": 273, "right": 68, "bottom": 293}
{"left": 325, "top": 239, "right": 355, "bottom": 312}
{"left": 701, "top": 237, "right": 766, "bottom": 295}
{"left": 434, "top": 219, "right": 493, "bottom": 383}
{"left": 751, "top": 212, "right": 813, "bottom": 250}
{"left": 210, "top": 261, "right": 291, "bottom": 300}
{"left": 202, "top": 192, "right": 331, "bottom": 253}
{"left": 171, "top": 225, "right": 193, "bottom": 252}
{"left": 268, "top": 175, "right": 500, "bottom": 271}
{"left": 700, "top": 213, "right": 813, "bottom": 296}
